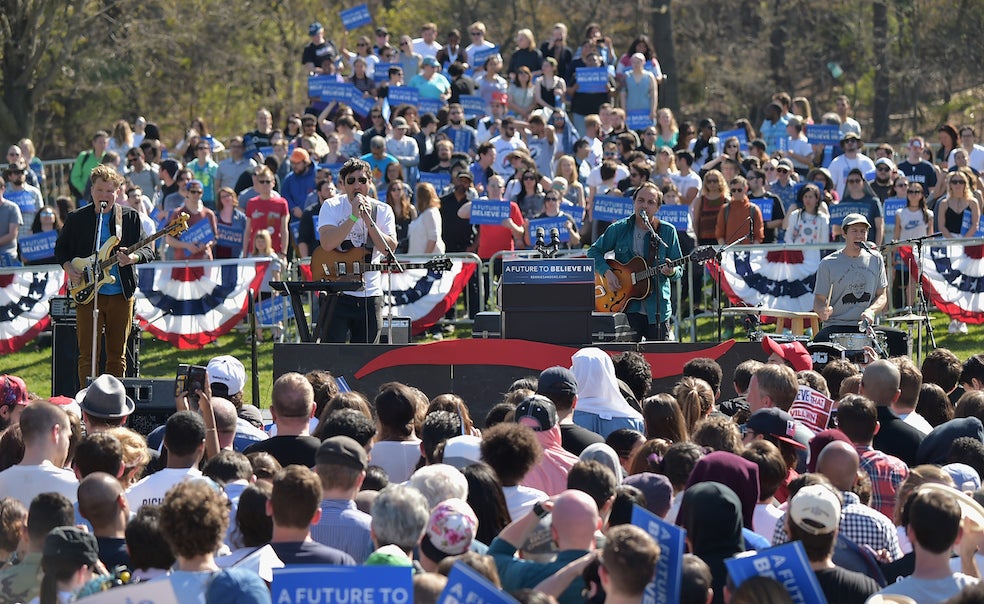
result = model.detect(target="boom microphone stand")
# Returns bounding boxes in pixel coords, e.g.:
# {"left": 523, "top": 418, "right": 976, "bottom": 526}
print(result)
{"left": 90, "top": 201, "right": 108, "bottom": 382}
{"left": 714, "top": 218, "right": 754, "bottom": 342}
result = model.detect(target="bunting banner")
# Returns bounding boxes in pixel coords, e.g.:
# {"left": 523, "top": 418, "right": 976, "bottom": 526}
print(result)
{"left": 901, "top": 243, "right": 984, "bottom": 324}
{"left": 383, "top": 259, "right": 477, "bottom": 334}
{"left": 133, "top": 259, "right": 270, "bottom": 349}
{"left": 707, "top": 248, "right": 828, "bottom": 312}
{"left": 0, "top": 267, "right": 65, "bottom": 354}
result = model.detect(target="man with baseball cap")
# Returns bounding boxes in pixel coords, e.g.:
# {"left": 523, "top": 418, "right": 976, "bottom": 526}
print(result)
{"left": 762, "top": 335, "right": 813, "bottom": 372}
{"left": 514, "top": 394, "right": 579, "bottom": 496}
{"left": 828, "top": 132, "right": 875, "bottom": 197}
{"left": 785, "top": 482, "right": 880, "bottom": 603}
{"left": 812, "top": 212, "right": 906, "bottom": 357}
{"left": 536, "top": 366, "right": 603, "bottom": 455}
{"left": 311, "top": 436, "right": 374, "bottom": 563}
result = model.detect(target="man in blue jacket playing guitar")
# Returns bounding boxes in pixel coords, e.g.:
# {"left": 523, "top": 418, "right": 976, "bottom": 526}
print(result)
{"left": 588, "top": 182, "right": 683, "bottom": 342}
{"left": 55, "top": 164, "right": 158, "bottom": 385}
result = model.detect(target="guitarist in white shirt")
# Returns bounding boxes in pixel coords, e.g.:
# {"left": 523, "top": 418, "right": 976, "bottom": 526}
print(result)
{"left": 317, "top": 158, "right": 397, "bottom": 343}
{"left": 55, "top": 165, "right": 157, "bottom": 385}
{"left": 587, "top": 182, "right": 683, "bottom": 341}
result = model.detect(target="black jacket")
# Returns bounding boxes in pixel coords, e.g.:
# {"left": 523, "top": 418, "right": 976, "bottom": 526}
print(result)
{"left": 54, "top": 203, "right": 157, "bottom": 299}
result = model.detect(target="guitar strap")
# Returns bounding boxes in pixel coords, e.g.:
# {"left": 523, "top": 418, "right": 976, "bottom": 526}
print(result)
{"left": 114, "top": 203, "right": 123, "bottom": 242}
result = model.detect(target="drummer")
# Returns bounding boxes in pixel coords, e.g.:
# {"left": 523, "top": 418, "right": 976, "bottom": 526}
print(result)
{"left": 812, "top": 213, "right": 907, "bottom": 357}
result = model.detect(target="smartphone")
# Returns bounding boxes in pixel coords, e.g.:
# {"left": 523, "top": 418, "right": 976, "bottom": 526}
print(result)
{"left": 175, "top": 364, "right": 208, "bottom": 406}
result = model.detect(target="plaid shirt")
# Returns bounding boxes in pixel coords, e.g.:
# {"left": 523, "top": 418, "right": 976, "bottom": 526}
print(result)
{"left": 857, "top": 445, "right": 909, "bottom": 519}
{"left": 773, "top": 490, "right": 903, "bottom": 561}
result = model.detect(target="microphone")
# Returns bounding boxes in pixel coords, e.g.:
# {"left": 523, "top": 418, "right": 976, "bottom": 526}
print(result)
{"left": 354, "top": 193, "right": 370, "bottom": 215}
{"left": 639, "top": 209, "right": 667, "bottom": 248}
{"left": 549, "top": 227, "right": 560, "bottom": 247}
{"left": 535, "top": 227, "right": 545, "bottom": 247}
{"left": 855, "top": 240, "right": 876, "bottom": 255}
{"left": 99, "top": 201, "right": 108, "bottom": 210}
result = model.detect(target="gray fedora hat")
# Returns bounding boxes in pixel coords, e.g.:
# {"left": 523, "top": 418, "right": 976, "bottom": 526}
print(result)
{"left": 74, "top": 374, "right": 135, "bottom": 419}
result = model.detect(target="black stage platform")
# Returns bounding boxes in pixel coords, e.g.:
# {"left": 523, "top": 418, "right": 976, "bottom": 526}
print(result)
{"left": 273, "top": 339, "right": 767, "bottom": 423}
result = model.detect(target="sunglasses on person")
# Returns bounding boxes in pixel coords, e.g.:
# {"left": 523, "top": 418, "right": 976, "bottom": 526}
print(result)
{"left": 523, "top": 175, "right": 536, "bottom": 181}
{"left": 876, "top": 166, "right": 890, "bottom": 171}
{"left": 846, "top": 178, "right": 862, "bottom": 184}
{"left": 346, "top": 176, "right": 369, "bottom": 185}
{"left": 730, "top": 187, "right": 744, "bottom": 194}
{"left": 951, "top": 179, "right": 967, "bottom": 185}
{"left": 189, "top": 189, "right": 204, "bottom": 194}
{"left": 907, "top": 189, "right": 923, "bottom": 195}
{"left": 257, "top": 179, "right": 273, "bottom": 184}
{"left": 777, "top": 167, "right": 789, "bottom": 174}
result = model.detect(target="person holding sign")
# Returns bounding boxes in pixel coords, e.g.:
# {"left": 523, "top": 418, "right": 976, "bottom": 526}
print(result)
{"left": 167, "top": 180, "right": 217, "bottom": 260}
{"left": 588, "top": 182, "right": 682, "bottom": 341}
{"left": 23, "top": 204, "right": 62, "bottom": 265}
{"left": 527, "top": 190, "right": 580, "bottom": 248}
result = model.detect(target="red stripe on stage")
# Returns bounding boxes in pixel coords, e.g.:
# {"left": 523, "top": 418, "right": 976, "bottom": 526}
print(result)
{"left": 354, "top": 338, "right": 736, "bottom": 379}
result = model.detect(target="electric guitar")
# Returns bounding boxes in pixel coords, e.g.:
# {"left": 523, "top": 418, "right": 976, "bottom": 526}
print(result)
{"left": 594, "top": 246, "right": 716, "bottom": 313}
{"left": 310, "top": 246, "right": 453, "bottom": 282}
{"left": 69, "top": 214, "right": 189, "bottom": 305}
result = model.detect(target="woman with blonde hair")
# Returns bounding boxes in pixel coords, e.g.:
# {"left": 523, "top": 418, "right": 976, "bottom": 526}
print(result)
{"left": 554, "top": 155, "right": 586, "bottom": 206}
{"left": 507, "top": 28, "right": 543, "bottom": 78}
{"left": 673, "top": 376, "right": 715, "bottom": 436}
{"left": 408, "top": 182, "right": 444, "bottom": 255}
{"left": 693, "top": 169, "right": 729, "bottom": 246}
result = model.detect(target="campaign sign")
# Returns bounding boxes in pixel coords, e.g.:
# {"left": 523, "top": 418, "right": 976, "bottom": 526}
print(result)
{"left": 460, "top": 95, "right": 489, "bottom": 120}
{"left": 82, "top": 578, "right": 179, "bottom": 604}
{"left": 256, "top": 296, "right": 294, "bottom": 325}
{"left": 451, "top": 128, "right": 474, "bottom": 154}
{"left": 18, "top": 230, "right": 57, "bottom": 262}
{"left": 438, "top": 562, "right": 518, "bottom": 604}
{"left": 529, "top": 216, "right": 572, "bottom": 242}
{"left": 724, "top": 541, "right": 827, "bottom": 604}
{"left": 339, "top": 4, "right": 372, "bottom": 30}
{"left": 657, "top": 204, "right": 690, "bottom": 231}
{"left": 805, "top": 124, "right": 842, "bottom": 146}
{"left": 882, "top": 197, "right": 905, "bottom": 229}
{"left": 374, "top": 62, "right": 398, "bottom": 83}
{"left": 501, "top": 258, "right": 594, "bottom": 284}
{"left": 789, "top": 385, "right": 835, "bottom": 434}
{"left": 751, "top": 198, "right": 774, "bottom": 221}
{"left": 961, "top": 207, "right": 984, "bottom": 236}
{"left": 4, "top": 189, "right": 36, "bottom": 214}
{"left": 469, "top": 198, "right": 512, "bottom": 225}
{"left": 419, "top": 171, "right": 452, "bottom": 191}
{"left": 312, "top": 215, "right": 321, "bottom": 240}
{"left": 717, "top": 128, "right": 750, "bottom": 153}
{"left": 576, "top": 67, "right": 609, "bottom": 93}
{"left": 0, "top": 254, "right": 21, "bottom": 267}
{"left": 273, "top": 565, "right": 413, "bottom": 604}
{"left": 419, "top": 98, "right": 446, "bottom": 116}
{"left": 828, "top": 202, "right": 867, "bottom": 228}
{"left": 626, "top": 109, "right": 653, "bottom": 131}
{"left": 179, "top": 219, "right": 215, "bottom": 245}
{"left": 388, "top": 86, "right": 419, "bottom": 107}
{"left": 591, "top": 194, "right": 634, "bottom": 222}
{"left": 632, "top": 504, "right": 685, "bottom": 604}
{"left": 349, "top": 93, "right": 376, "bottom": 117}
{"left": 320, "top": 81, "right": 355, "bottom": 104}
{"left": 561, "top": 202, "right": 585, "bottom": 227}
{"left": 216, "top": 224, "right": 245, "bottom": 249}
{"left": 470, "top": 45, "right": 500, "bottom": 68}
{"left": 308, "top": 75, "right": 340, "bottom": 100}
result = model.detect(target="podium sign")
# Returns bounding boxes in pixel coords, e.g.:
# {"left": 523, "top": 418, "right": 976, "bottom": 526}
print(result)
{"left": 500, "top": 258, "right": 594, "bottom": 345}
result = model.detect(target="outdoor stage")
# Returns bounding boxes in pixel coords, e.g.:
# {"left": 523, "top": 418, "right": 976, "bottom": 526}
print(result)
{"left": 273, "top": 339, "right": 765, "bottom": 423}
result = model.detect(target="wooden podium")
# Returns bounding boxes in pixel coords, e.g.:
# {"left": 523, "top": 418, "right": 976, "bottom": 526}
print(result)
{"left": 500, "top": 258, "right": 595, "bottom": 345}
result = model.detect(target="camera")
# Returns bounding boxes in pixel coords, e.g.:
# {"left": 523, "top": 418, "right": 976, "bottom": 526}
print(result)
{"left": 175, "top": 363, "right": 208, "bottom": 406}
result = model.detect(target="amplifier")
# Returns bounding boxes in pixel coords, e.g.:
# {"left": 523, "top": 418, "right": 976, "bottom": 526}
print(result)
{"left": 380, "top": 316, "right": 412, "bottom": 344}
{"left": 50, "top": 296, "right": 77, "bottom": 321}
{"left": 118, "top": 378, "right": 176, "bottom": 436}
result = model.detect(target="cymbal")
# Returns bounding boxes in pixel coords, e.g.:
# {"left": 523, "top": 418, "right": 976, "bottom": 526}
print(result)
{"left": 886, "top": 313, "right": 930, "bottom": 323}
{"left": 720, "top": 307, "right": 768, "bottom": 316}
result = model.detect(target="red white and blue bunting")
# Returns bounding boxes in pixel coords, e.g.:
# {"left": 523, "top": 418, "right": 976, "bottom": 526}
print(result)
{"left": 708, "top": 249, "right": 825, "bottom": 313}
{"left": 0, "top": 267, "right": 65, "bottom": 354}
{"left": 900, "top": 244, "right": 984, "bottom": 325}
{"left": 383, "top": 259, "right": 477, "bottom": 334}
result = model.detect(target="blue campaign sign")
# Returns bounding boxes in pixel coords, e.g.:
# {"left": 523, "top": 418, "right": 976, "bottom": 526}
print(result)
{"left": 419, "top": 172, "right": 452, "bottom": 191}
{"left": 501, "top": 258, "right": 594, "bottom": 284}
{"left": 339, "top": 4, "right": 372, "bottom": 30}
{"left": 179, "top": 219, "right": 215, "bottom": 245}
{"left": 388, "top": 86, "right": 419, "bottom": 107}
{"left": 320, "top": 81, "right": 355, "bottom": 104}
{"left": 592, "top": 194, "right": 634, "bottom": 222}
{"left": 451, "top": 128, "right": 474, "bottom": 154}
{"left": 882, "top": 197, "right": 905, "bottom": 229}
{"left": 805, "top": 124, "right": 842, "bottom": 146}
{"left": 374, "top": 62, "right": 398, "bottom": 83}
{"left": 631, "top": 504, "right": 685, "bottom": 604}
{"left": 460, "top": 95, "right": 489, "bottom": 120}
{"left": 576, "top": 67, "right": 609, "bottom": 93}
{"left": 960, "top": 207, "right": 984, "bottom": 236}
{"left": 626, "top": 109, "right": 653, "bottom": 131}
{"left": 561, "top": 202, "right": 585, "bottom": 227}
{"left": 724, "top": 542, "right": 827, "bottom": 604}
{"left": 312, "top": 215, "right": 321, "bottom": 240}
{"left": 349, "top": 93, "right": 376, "bottom": 117}
{"left": 469, "top": 198, "right": 512, "bottom": 225}
{"left": 419, "top": 98, "right": 446, "bottom": 116}
{"left": 216, "top": 224, "right": 245, "bottom": 249}
{"left": 717, "top": 128, "right": 749, "bottom": 153}
{"left": 657, "top": 204, "right": 690, "bottom": 231}
{"left": 751, "top": 198, "right": 774, "bottom": 221}
{"left": 828, "top": 202, "right": 867, "bottom": 227}
{"left": 0, "top": 254, "right": 21, "bottom": 267}
{"left": 529, "top": 216, "right": 572, "bottom": 242}
{"left": 470, "top": 45, "right": 500, "bottom": 68}
{"left": 18, "top": 230, "right": 57, "bottom": 262}
{"left": 256, "top": 296, "right": 294, "bottom": 325}
{"left": 273, "top": 565, "right": 413, "bottom": 604}
{"left": 439, "top": 562, "right": 518, "bottom": 604}
{"left": 4, "top": 189, "right": 35, "bottom": 214}
{"left": 307, "top": 75, "right": 336, "bottom": 99}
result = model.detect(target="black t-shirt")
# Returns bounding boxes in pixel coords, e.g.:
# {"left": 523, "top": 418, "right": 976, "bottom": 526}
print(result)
{"left": 560, "top": 423, "right": 604, "bottom": 456}
{"left": 270, "top": 540, "right": 356, "bottom": 566}
{"left": 96, "top": 537, "right": 130, "bottom": 570}
{"left": 302, "top": 41, "right": 338, "bottom": 68}
{"left": 749, "top": 192, "right": 785, "bottom": 243}
{"left": 873, "top": 406, "right": 924, "bottom": 467}
{"left": 439, "top": 192, "right": 475, "bottom": 252}
{"left": 814, "top": 566, "right": 880, "bottom": 604}
{"left": 243, "top": 435, "right": 321, "bottom": 467}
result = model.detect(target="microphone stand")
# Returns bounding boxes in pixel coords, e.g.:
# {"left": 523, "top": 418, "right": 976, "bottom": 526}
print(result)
{"left": 362, "top": 198, "right": 403, "bottom": 344}
{"left": 894, "top": 232, "right": 941, "bottom": 355}
{"left": 641, "top": 210, "right": 668, "bottom": 341}
{"left": 714, "top": 219, "right": 753, "bottom": 342}
{"left": 90, "top": 202, "right": 108, "bottom": 382}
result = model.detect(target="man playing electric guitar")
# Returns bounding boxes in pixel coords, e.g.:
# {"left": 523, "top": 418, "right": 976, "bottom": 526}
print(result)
{"left": 317, "top": 158, "right": 397, "bottom": 343}
{"left": 588, "top": 182, "right": 683, "bottom": 341}
{"left": 55, "top": 165, "right": 157, "bottom": 385}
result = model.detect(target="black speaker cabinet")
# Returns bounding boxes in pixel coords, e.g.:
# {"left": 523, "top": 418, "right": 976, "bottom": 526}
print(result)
{"left": 120, "top": 378, "right": 177, "bottom": 435}
{"left": 380, "top": 316, "right": 412, "bottom": 344}
{"left": 51, "top": 320, "right": 140, "bottom": 397}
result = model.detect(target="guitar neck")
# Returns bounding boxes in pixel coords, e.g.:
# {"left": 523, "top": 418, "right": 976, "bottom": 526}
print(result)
{"left": 639, "top": 252, "right": 690, "bottom": 280}
{"left": 365, "top": 261, "right": 434, "bottom": 272}
{"left": 96, "top": 228, "right": 170, "bottom": 271}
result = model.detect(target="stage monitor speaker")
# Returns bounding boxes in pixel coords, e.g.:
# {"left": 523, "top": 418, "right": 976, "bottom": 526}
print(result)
{"left": 120, "top": 378, "right": 177, "bottom": 436}
{"left": 51, "top": 320, "right": 141, "bottom": 397}
{"left": 380, "top": 316, "right": 412, "bottom": 344}
{"left": 472, "top": 311, "right": 502, "bottom": 339}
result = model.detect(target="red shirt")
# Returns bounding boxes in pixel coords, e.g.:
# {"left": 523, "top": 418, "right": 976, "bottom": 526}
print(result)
{"left": 246, "top": 196, "right": 290, "bottom": 254}
{"left": 477, "top": 201, "right": 524, "bottom": 260}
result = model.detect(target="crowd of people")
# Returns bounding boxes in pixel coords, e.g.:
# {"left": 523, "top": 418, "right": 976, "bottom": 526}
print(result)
{"left": 3, "top": 341, "right": 984, "bottom": 603}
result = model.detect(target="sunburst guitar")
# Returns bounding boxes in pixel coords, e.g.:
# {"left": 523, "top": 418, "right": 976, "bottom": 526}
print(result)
{"left": 594, "top": 246, "right": 716, "bottom": 313}
{"left": 310, "top": 246, "right": 452, "bottom": 282}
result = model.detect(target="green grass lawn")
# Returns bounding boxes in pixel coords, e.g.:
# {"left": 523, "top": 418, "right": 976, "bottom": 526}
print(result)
{"left": 5, "top": 313, "right": 978, "bottom": 402}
